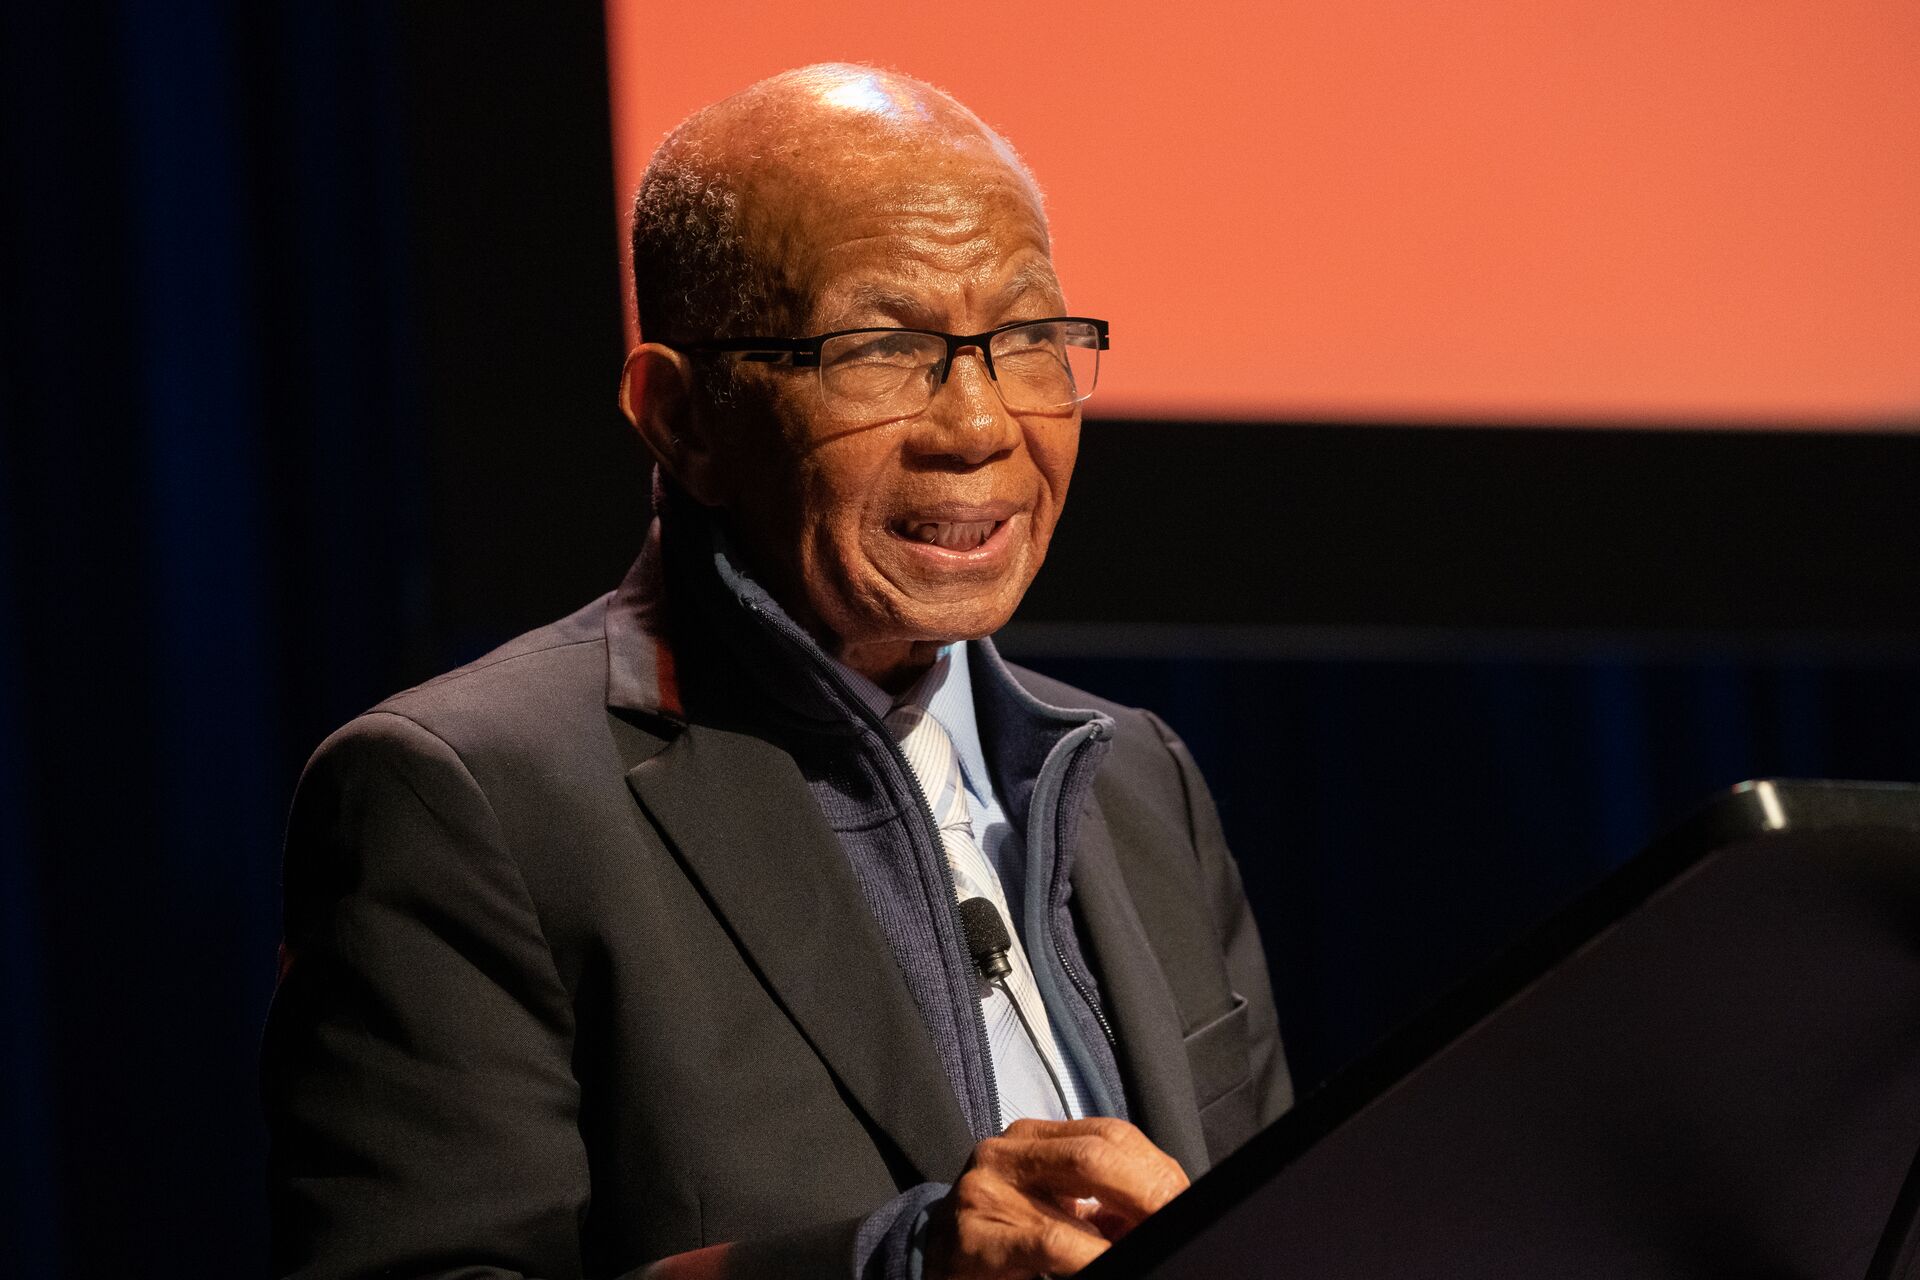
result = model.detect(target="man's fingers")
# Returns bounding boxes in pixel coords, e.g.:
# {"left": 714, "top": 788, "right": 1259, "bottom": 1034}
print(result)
{"left": 945, "top": 1216, "right": 1109, "bottom": 1280}
{"left": 1007, "top": 1143, "right": 1182, "bottom": 1228}
{"left": 1014, "top": 1217, "right": 1110, "bottom": 1276}
{"left": 975, "top": 1120, "right": 1189, "bottom": 1230}
{"left": 933, "top": 1165, "right": 1112, "bottom": 1279}
{"left": 1074, "top": 1199, "right": 1137, "bottom": 1243}
{"left": 929, "top": 1121, "right": 1188, "bottom": 1277}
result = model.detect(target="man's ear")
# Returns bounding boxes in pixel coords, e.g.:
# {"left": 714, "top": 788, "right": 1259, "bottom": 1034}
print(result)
{"left": 620, "top": 344, "right": 727, "bottom": 506}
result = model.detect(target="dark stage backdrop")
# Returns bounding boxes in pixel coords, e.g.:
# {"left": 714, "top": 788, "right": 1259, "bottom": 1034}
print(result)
{"left": 4, "top": 5, "right": 1918, "bottom": 1278}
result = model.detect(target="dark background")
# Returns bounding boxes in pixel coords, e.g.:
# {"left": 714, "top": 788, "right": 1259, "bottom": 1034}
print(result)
{"left": 4, "top": 4, "right": 1917, "bottom": 1276}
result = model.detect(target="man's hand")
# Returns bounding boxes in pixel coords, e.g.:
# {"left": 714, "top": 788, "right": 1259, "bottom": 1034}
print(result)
{"left": 923, "top": 1118, "right": 1189, "bottom": 1280}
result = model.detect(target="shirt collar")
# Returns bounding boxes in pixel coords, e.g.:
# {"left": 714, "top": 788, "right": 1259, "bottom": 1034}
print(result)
{"left": 832, "top": 643, "right": 993, "bottom": 799}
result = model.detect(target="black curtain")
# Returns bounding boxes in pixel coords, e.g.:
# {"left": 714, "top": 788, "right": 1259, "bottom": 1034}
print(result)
{"left": 2, "top": 4, "right": 426, "bottom": 1273}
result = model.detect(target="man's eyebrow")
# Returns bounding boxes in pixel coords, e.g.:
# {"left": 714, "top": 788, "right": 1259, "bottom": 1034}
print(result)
{"left": 993, "top": 265, "right": 1062, "bottom": 310}
{"left": 832, "top": 284, "right": 938, "bottom": 328}
{"left": 824, "top": 266, "right": 1064, "bottom": 332}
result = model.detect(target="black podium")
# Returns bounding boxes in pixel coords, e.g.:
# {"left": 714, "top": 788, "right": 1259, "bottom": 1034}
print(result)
{"left": 1094, "top": 780, "right": 1920, "bottom": 1279}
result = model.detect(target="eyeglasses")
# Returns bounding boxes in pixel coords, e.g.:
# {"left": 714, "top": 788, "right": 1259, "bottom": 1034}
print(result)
{"left": 670, "top": 316, "right": 1109, "bottom": 422}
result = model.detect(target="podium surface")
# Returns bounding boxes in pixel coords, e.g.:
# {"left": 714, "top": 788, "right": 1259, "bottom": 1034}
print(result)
{"left": 1095, "top": 780, "right": 1920, "bottom": 1279}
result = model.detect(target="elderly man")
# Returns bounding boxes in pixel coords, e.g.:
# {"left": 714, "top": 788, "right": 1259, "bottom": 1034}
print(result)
{"left": 263, "top": 65, "right": 1290, "bottom": 1279}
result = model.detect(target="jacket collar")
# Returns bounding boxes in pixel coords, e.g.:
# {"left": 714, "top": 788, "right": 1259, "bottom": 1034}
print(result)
{"left": 603, "top": 514, "right": 679, "bottom": 724}
{"left": 605, "top": 494, "right": 888, "bottom": 737}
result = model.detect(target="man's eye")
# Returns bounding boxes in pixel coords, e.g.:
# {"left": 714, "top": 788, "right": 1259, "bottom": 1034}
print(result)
{"left": 1003, "top": 322, "right": 1061, "bottom": 348}
{"left": 829, "top": 335, "right": 927, "bottom": 366}
{"left": 997, "top": 323, "right": 1066, "bottom": 357}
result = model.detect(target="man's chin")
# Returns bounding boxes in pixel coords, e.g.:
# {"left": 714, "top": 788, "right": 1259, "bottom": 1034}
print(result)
{"left": 894, "top": 582, "right": 1028, "bottom": 641}
{"left": 832, "top": 595, "right": 1021, "bottom": 657}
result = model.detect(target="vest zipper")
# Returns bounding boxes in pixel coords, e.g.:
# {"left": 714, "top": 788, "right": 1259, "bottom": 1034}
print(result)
{"left": 1053, "top": 936, "right": 1117, "bottom": 1052}
{"left": 1048, "top": 739, "right": 1118, "bottom": 1053}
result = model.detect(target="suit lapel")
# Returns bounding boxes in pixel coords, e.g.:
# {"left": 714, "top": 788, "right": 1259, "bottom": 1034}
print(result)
{"left": 1070, "top": 802, "right": 1212, "bottom": 1176}
{"left": 627, "top": 721, "right": 977, "bottom": 1184}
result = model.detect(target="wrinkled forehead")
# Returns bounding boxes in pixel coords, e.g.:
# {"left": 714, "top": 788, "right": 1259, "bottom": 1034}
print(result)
{"left": 749, "top": 146, "right": 1044, "bottom": 239}
{"left": 734, "top": 138, "right": 1052, "bottom": 320}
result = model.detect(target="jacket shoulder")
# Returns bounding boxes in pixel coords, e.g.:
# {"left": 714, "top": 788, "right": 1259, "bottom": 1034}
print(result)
{"left": 303, "top": 596, "right": 620, "bottom": 781}
{"left": 372, "top": 596, "right": 611, "bottom": 730}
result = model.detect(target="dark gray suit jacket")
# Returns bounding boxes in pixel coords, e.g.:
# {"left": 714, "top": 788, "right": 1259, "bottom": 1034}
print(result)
{"left": 262, "top": 553, "right": 1291, "bottom": 1278}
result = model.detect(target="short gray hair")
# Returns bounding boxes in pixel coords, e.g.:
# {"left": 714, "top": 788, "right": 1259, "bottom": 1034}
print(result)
{"left": 630, "top": 123, "right": 771, "bottom": 347}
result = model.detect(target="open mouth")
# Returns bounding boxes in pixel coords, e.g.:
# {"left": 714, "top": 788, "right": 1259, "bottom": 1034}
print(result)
{"left": 892, "top": 519, "right": 1004, "bottom": 552}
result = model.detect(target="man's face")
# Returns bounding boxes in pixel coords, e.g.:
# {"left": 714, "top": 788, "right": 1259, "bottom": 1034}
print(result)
{"left": 710, "top": 146, "right": 1079, "bottom": 674}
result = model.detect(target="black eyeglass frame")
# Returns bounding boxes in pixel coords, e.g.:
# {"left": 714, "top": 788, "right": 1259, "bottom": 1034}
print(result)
{"left": 667, "top": 315, "right": 1110, "bottom": 389}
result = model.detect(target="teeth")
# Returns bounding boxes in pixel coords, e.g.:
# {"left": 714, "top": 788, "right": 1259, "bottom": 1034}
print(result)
{"left": 906, "top": 520, "right": 996, "bottom": 550}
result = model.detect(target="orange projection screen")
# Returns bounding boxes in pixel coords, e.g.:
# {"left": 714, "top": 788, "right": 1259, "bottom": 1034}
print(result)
{"left": 607, "top": 2, "right": 1920, "bottom": 426}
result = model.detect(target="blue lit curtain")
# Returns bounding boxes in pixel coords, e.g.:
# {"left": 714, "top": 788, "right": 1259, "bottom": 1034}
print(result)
{"left": 1, "top": 4, "right": 423, "bottom": 1273}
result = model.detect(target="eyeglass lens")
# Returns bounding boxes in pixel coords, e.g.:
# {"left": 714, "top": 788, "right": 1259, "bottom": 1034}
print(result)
{"left": 817, "top": 320, "right": 1101, "bottom": 418}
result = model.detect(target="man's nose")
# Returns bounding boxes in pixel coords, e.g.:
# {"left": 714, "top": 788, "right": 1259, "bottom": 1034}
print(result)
{"left": 917, "top": 348, "right": 1020, "bottom": 465}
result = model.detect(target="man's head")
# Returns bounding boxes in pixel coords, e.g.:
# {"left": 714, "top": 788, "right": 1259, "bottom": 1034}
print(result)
{"left": 621, "top": 65, "right": 1088, "bottom": 690}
